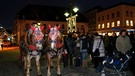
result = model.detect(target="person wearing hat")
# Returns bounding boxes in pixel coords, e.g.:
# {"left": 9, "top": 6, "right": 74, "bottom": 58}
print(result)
{"left": 116, "top": 30, "right": 132, "bottom": 55}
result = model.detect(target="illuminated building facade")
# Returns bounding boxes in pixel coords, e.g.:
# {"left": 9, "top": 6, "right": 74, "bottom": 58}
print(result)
{"left": 96, "top": 3, "right": 135, "bottom": 36}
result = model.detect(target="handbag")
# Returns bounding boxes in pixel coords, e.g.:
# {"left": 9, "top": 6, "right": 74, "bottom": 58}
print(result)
{"left": 94, "top": 48, "right": 100, "bottom": 56}
{"left": 94, "top": 40, "right": 101, "bottom": 56}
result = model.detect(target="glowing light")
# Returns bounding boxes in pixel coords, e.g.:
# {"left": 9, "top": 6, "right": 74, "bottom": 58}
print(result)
{"left": 64, "top": 12, "right": 69, "bottom": 17}
{"left": 73, "top": 7, "right": 79, "bottom": 13}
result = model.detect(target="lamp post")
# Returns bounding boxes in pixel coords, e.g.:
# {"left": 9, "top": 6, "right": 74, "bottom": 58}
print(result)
{"left": 64, "top": 0, "right": 79, "bottom": 33}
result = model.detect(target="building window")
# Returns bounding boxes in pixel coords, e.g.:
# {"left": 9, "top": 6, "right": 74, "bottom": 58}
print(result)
{"left": 117, "top": 21, "right": 120, "bottom": 26}
{"left": 102, "top": 23, "right": 104, "bottom": 28}
{"left": 62, "top": 24, "right": 65, "bottom": 29}
{"left": 107, "top": 14, "right": 109, "bottom": 20}
{"left": 112, "top": 13, "right": 114, "bottom": 18}
{"left": 126, "top": 11, "right": 129, "bottom": 16}
{"left": 126, "top": 20, "right": 130, "bottom": 26}
{"left": 130, "top": 11, "right": 133, "bottom": 17}
{"left": 130, "top": 20, "right": 133, "bottom": 26}
{"left": 126, "top": 20, "right": 129, "bottom": 26}
{"left": 25, "top": 23, "right": 30, "bottom": 30}
{"left": 98, "top": 17, "right": 100, "bottom": 22}
{"left": 117, "top": 11, "right": 120, "bottom": 17}
{"left": 112, "top": 22, "right": 115, "bottom": 27}
{"left": 98, "top": 24, "right": 101, "bottom": 29}
{"left": 107, "top": 22, "right": 110, "bottom": 28}
{"left": 81, "top": 25, "right": 84, "bottom": 32}
{"left": 102, "top": 16, "right": 104, "bottom": 21}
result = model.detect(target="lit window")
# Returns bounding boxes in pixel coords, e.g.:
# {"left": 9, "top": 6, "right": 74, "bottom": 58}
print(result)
{"left": 130, "top": 20, "right": 133, "bottom": 26}
{"left": 98, "top": 24, "right": 101, "bottom": 29}
{"left": 117, "top": 21, "right": 120, "bottom": 26}
{"left": 102, "top": 24, "right": 104, "bottom": 28}
{"left": 107, "top": 22, "right": 110, "bottom": 28}
{"left": 112, "top": 22, "right": 115, "bottom": 27}
{"left": 126, "top": 20, "right": 129, "bottom": 26}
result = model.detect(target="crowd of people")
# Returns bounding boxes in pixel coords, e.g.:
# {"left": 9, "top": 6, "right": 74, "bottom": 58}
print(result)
{"left": 61, "top": 30, "right": 135, "bottom": 70}
{"left": 19, "top": 27, "right": 135, "bottom": 74}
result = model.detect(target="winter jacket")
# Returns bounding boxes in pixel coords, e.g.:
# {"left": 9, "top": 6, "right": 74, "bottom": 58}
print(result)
{"left": 116, "top": 35, "right": 132, "bottom": 54}
{"left": 80, "top": 36, "right": 89, "bottom": 52}
{"left": 92, "top": 36, "right": 105, "bottom": 57}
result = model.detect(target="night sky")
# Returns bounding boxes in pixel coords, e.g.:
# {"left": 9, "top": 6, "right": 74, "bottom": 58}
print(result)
{"left": 0, "top": 0, "right": 134, "bottom": 29}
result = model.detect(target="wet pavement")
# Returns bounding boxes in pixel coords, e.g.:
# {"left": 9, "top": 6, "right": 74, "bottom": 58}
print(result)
{"left": 0, "top": 47, "right": 134, "bottom": 76}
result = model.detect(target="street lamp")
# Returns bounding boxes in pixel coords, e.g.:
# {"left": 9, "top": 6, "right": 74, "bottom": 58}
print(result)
{"left": 64, "top": 0, "right": 79, "bottom": 33}
{"left": 73, "top": 7, "right": 79, "bottom": 13}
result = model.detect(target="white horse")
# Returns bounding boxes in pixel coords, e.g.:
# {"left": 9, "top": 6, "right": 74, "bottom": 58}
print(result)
{"left": 46, "top": 24, "right": 63, "bottom": 76}
{"left": 21, "top": 25, "right": 44, "bottom": 76}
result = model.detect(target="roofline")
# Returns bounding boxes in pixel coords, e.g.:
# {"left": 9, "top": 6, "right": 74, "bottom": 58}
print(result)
{"left": 84, "top": 6, "right": 104, "bottom": 13}
{"left": 101, "top": 2, "right": 135, "bottom": 12}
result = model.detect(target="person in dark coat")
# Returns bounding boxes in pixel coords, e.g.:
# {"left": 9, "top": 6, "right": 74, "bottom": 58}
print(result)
{"left": 66, "top": 34, "right": 75, "bottom": 67}
{"left": 62, "top": 36, "right": 68, "bottom": 68}
{"left": 73, "top": 36, "right": 81, "bottom": 67}
{"left": 109, "top": 33, "right": 117, "bottom": 56}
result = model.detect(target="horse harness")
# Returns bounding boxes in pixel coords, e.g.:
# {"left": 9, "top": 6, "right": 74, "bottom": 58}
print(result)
{"left": 28, "top": 45, "right": 41, "bottom": 57}
{"left": 49, "top": 37, "right": 63, "bottom": 57}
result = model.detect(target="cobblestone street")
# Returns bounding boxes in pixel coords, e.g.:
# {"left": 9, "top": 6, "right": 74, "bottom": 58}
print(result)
{"left": 0, "top": 47, "right": 134, "bottom": 76}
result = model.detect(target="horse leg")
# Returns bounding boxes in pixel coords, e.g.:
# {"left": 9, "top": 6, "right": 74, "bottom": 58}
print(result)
{"left": 36, "top": 55, "right": 42, "bottom": 76}
{"left": 24, "top": 56, "right": 27, "bottom": 70}
{"left": 57, "top": 54, "right": 62, "bottom": 76}
{"left": 26, "top": 55, "right": 31, "bottom": 76}
{"left": 47, "top": 52, "right": 51, "bottom": 76}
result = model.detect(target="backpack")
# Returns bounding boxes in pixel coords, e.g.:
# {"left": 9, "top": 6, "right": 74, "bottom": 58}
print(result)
{"left": 81, "top": 39, "right": 88, "bottom": 50}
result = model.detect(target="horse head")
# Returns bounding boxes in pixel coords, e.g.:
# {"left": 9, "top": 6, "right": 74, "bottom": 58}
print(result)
{"left": 48, "top": 24, "right": 61, "bottom": 50}
{"left": 30, "top": 25, "right": 44, "bottom": 50}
